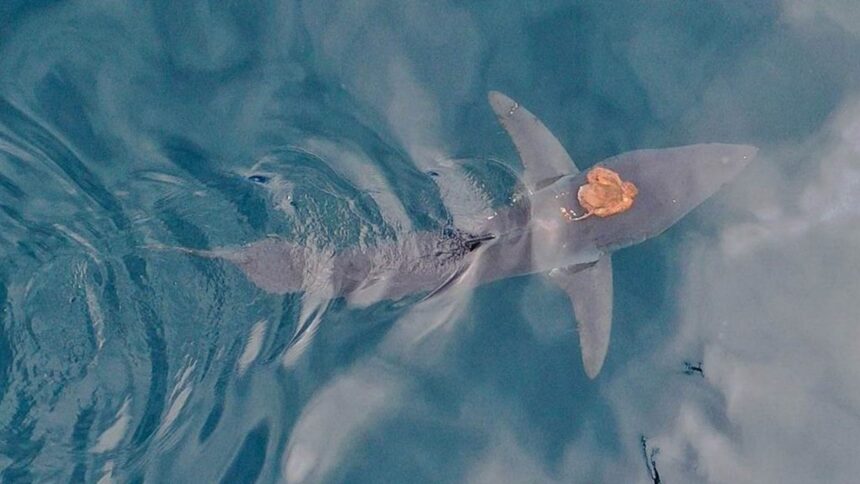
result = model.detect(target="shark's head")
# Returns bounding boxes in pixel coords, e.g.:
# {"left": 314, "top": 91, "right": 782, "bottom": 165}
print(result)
{"left": 547, "top": 143, "right": 757, "bottom": 252}
{"left": 488, "top": 90, "right": 757, "bottom": 380}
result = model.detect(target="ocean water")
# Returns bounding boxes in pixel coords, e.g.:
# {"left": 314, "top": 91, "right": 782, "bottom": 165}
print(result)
{"left": 2, "top": 1, "right": 860, "bottom": 483}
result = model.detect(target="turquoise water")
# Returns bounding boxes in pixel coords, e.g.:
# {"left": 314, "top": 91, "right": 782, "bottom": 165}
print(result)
{"left": 3, "top": 1, "right": 860, "bottom": 483}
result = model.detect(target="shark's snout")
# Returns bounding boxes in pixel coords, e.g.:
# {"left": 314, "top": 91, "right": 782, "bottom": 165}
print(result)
{"left": 689, "top": 144, "right": 757, "bottom": 200}
{"left": 716, "top": 144, "right": 757, "bottom": 177}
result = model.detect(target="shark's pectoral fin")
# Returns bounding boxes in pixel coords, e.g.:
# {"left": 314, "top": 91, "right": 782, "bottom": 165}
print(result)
{"left": 488, "top": 91, "right": 579, "bottom": 191}
{"left": 547, "top": 255, "right": 613, "bottom": 379}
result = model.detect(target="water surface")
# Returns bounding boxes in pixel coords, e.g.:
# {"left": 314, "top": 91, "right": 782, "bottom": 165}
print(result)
{"left": 2, "top": 1, "right": 860, "bottom": 483}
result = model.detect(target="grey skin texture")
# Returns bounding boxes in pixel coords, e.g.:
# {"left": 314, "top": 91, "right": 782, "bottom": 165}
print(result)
{"left": 198, "top": 91, "right": 756, "bottom": 379}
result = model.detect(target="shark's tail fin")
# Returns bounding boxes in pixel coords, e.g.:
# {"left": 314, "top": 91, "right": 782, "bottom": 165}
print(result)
{"left": 142, "top": 243, "right": 221, "bottom": 259}
{"left": 145, "top": 239, "right": 308, "bottom": 295}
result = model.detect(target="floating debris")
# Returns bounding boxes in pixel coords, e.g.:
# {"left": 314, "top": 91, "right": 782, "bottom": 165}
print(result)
{"left": 683, "top": 361, "right": 704, "bottom": 377}
{"left": 641, "top": 435, "right": 662, "bottom": 484}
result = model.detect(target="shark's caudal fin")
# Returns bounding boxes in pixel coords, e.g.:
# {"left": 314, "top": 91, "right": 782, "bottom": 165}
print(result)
{"left": 488, "top": 91, "right": 579, "bottom": 189}
{"left": 489, "top": 90, "right": 614, "bottom": 378}
{"left": 548, "top": 257, "right": 613, "bottom": 379}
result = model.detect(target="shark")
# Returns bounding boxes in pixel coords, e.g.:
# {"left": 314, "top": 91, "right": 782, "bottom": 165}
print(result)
{"left": 186, "top": 91, "right": 756, "bottom": 378}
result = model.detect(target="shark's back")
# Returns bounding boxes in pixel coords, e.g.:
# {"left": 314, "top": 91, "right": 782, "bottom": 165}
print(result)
{"left": 216, "top": 227, "right": 490, "bottom": 305}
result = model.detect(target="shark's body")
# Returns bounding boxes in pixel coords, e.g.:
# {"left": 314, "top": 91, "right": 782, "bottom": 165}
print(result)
{"left": 199, "top": 92, "right": 756, "bottom": 378}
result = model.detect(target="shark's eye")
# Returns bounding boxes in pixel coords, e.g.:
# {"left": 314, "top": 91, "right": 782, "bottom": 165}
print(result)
{"left": 248, "top": 174, "right": 270, "bottom": 184}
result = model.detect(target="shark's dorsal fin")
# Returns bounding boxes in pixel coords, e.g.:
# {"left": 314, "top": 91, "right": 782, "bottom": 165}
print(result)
{"left": 488, "top": 91, "right": 579, "bottom": 191}
{"left": 428, "top": 159, "right": 495, "bottom": 234}
{"left": 547, "top": 255, "right": 613, "bottom": 379}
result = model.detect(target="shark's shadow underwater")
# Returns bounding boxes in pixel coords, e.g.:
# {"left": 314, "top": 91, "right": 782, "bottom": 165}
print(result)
{"left": 175, "top": 91, "right": 756, "bottom": 379}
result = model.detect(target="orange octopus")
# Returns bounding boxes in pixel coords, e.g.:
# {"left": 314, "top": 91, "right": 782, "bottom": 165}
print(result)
{"left": 571, "top": 166, "right": 638, "bottom": 221}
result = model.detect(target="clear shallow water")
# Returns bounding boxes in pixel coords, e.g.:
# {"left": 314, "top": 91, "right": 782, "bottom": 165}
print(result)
{"left": 2, "top": 1, "right": 860, "bottom": 483}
